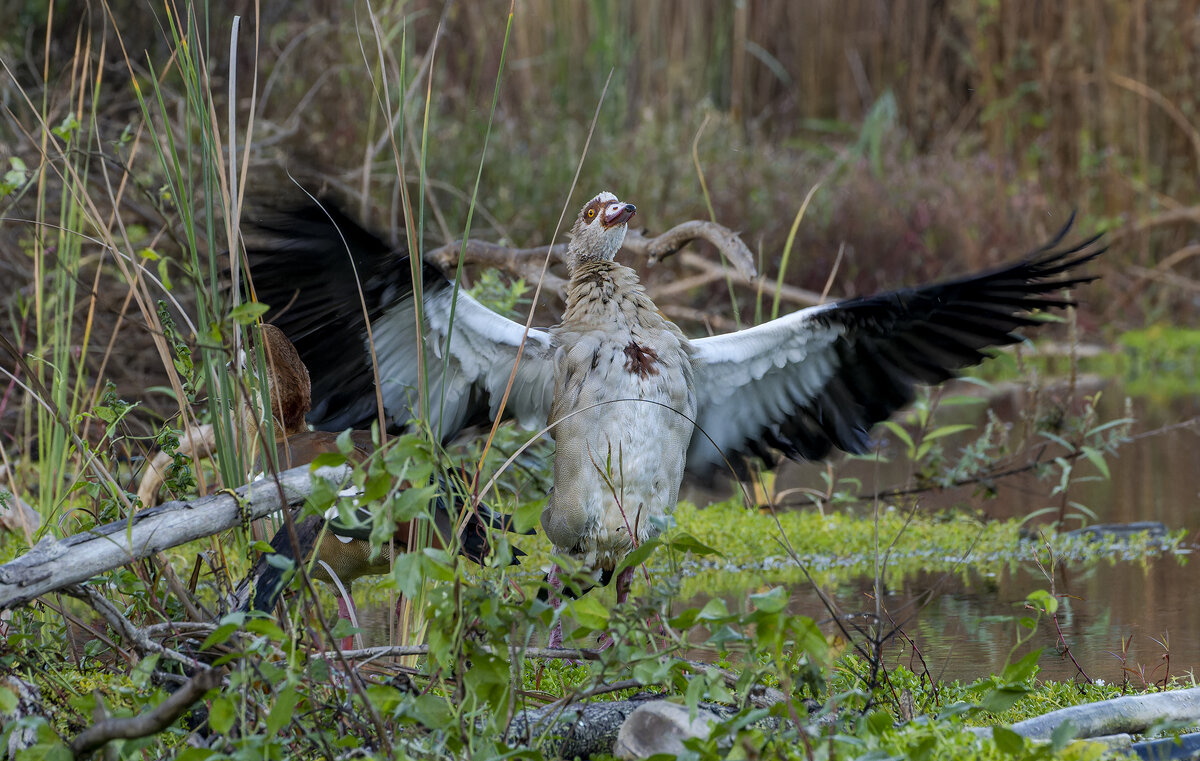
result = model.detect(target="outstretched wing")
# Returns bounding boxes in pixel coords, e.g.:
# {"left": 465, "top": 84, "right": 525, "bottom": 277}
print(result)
{"left": 245, "top": 201, "right": 555, "bottom": 438}
{"left": 687, "top": 216, "right": 1104, "bottom": 475}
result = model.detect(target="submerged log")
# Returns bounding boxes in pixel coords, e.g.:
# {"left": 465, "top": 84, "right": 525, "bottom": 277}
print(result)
{"left": 0, "top": 464, "right": 352, "bottom": 610}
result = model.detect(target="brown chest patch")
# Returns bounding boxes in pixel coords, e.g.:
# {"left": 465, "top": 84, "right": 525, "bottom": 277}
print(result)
{"left": 623, "top": 341, "right": 660, "bottom": 379}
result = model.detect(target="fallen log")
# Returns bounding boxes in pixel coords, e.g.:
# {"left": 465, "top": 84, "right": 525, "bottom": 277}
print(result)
{"left": 0, "top": 464, "right": 352, "bottom": 610}
{"left": 966, "top": 686, "right": 1200, "bottom": 741}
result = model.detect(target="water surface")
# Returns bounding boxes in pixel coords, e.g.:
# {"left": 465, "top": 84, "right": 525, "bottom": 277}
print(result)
{"left": 686, "top": 379, "right": 1200, "bottom": 685}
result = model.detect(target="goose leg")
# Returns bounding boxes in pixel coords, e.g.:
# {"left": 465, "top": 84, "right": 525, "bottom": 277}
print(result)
{"left": 597, "top": 566, "right": 637, "bottom": 651}
{"left": 546, "top": 565, "right": 567, "bottom": 651}
{"left": 614, "top": 566, "right": 635, "bottom": 606}
{"left": 336, "top": 592, "right": 358, "bottom": 651}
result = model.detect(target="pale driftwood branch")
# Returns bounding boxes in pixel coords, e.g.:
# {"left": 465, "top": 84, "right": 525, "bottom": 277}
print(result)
{"left": 626, "top": 222, "right": 758, "bottom": 279}
{"left": 137, "top": 423, "right": 217, "bottom": 508}
{"left": 426, "top": 239, "right": 569, "bottom": 280}
{"left": 425, "top": 218, "right": 759, "bottom": 281}
{"left": 423, "top": 221, "right": 834, "bottom": 324}
{"left": 0, "top": 464, "right": 353, "bottom": 610}
{"left": 1104, "top": 206, "right": 1200, "bottom": 246}
{"left": 966, "top": 686, "right": 1200, "bottom": 740}
{"left": 674, "top": 251, "right": 824, "bottom": 308}
{"left": 69, "top": 668, "right": 221, "bottom": 757}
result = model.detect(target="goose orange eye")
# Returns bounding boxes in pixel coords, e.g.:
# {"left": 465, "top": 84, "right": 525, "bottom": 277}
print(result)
{"left": 586, "top": 208, "right": 597, "bottom": 220}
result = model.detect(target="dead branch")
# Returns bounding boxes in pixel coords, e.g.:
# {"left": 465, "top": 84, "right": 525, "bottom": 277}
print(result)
{"left": 0, "top": 464, "right": 353, "bottom": 610}
{"left": 673, "top": 250, "right": 823, "bottom": 308}
{"left": 66, "top": 584, "right": 207, "bottom": 670}
{"left": 1105, "top": 206, "right": 1200, "bottom": 246}
{"left": 424, "top": 221, "right": 831, "bottom": 323}
{"left": 69, "top": 667, "right": 221, "bottom": 757}
{"left": 425, "top": 218, "right": 759, "bottom": 282}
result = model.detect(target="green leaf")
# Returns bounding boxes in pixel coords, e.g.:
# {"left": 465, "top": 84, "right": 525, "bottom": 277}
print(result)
{"left": 511, "top": 495, "right": 545, "bottom": 534}
{"left": 0, "top": 686, "right": 16, "bottom": 713}
{"left": 569, "top": 596, "right": 611, "bottom": 630}
{"left": 311, "top": 451, "right": 348, "bottom": 468}
{"left": 244, "top": 618, "right": 287, "bottom": 642}
{"left": 391, "top": 483, "right": 436, "bottom": 521}
{"left": 978, "top": 686, "right": 1029, "bottom": 714}
{"left": 156, "top": 257, "right": 172, "bottom": 291}
{"left": 199, "top": 613, "right": 245, "bottom": 650}
{"left": 359, "top": 469, "right": 395, "bottom": 504}
{"left": 50, "top": 112, "right": 80, "bottom": 139}
{"left": 390, "top": 553, "right": 424, "bottom": 598}
{"left": 667, "top": 531, "right": 724, "bottom": 558}
{"left": 669, "top": 608, "right": 699, "bottom": 630}
{"left": 1001, "top": 649, "right": 1042, "bottom": 684}
{"left": 1039, "top": 431, "right": 1075, "bottom": 452}
{"left": 992, "top": 726, "right": 1024, "bottom": 755}
{"left": 881, "top": 421, "right": 914, "bottom": 452}
{"left": 1086, "top": 417, "right": 1134, "bottom": 437}
{"left": 938, "top": 394, "right": 988, "bottom": 407}
{"left": 1026, "top": 589, "right": 1058, "bottom": 615}
{"left": 1080, "top": 446, "right": 1111, "bottom": 479}
{"left": 330, "top": 618, "right": 358, "bottom": 642}
{"left": 706, "top": 624, "right": 744, "bottom": 647}
{"left": 616, "top": 536, "right": 662, "bottom": 573}
{"left": 1050, "top": 719, "right": 1078, "bottom": 751}
{"left": 266, "top": 685, "right": 300, "bottom": 735}
{"left": 749, "top": 586, "right": 787, "bottom": 613}
{"left": 406, "top": 693, "right": 453, "bottom": 729}
{"left": 230, "top": 302, "right": 270, "bottom": 325}
{"left": 208, "top": 695, "right": 234, "bottom": 734}
{"left": 922, "top": 423, "right": 975, "bottom": 441}
{"left": 696, "top": 598, "right": 729, "bottom": 621}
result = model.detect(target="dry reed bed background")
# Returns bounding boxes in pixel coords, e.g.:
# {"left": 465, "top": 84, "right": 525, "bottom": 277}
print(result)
{"left": 0, "top": 0, "right": 1197, "bottom": 488}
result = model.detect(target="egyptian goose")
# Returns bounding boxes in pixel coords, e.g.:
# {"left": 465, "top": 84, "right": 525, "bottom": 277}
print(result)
{"left": 223, "top": 326, "right": 521, "bottom": 647}
{"left": 247, "top": 193, "right": 1102, "bottom": 648}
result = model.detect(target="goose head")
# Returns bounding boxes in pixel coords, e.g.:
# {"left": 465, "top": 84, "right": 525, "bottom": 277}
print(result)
{"left": 565, "top": 191, "right": 636, "bottom": 272}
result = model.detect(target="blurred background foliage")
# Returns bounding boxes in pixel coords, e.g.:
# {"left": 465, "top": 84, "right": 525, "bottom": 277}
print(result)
{"left": 0, "top": 0, "right": 1197, "bottom": 443}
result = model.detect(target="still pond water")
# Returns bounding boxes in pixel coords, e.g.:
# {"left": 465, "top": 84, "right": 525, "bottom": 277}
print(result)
{"left": 681, "top": 376, "right": 1200, "bottom": 685}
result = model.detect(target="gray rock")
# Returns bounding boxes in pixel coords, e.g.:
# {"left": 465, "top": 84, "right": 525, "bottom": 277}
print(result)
{"left": 614, "top": 700, "right": 723, "bottom": 759}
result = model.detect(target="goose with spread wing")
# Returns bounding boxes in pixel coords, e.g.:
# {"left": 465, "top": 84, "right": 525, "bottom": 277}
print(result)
{"left": 228, "top": 325, "right": 523, "bottom": 649}
{"left": 247, "top": 192, "right": 1102, "bottom": 647}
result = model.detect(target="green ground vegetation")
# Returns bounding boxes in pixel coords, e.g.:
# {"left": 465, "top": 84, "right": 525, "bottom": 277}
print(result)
{"left": 2, "top": 2, "right": 1199, "bottom": 758}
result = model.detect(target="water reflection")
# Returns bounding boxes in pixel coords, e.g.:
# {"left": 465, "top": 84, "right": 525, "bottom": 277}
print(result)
{"left": 687, "top": 381, "right": 1200, "bottom": 683}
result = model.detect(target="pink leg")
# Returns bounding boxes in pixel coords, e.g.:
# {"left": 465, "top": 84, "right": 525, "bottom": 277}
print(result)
{"left": 546, "top": 566, "right": 568, "bottom": 652}
{"left": 337, "top": 594, "right": 356, "bottom": 651}
{"left": 614, "top": 566, "right": 635, "bottom": 605}
{"left": 597, "top": 567, "right": 637, "bottom": 651}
